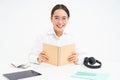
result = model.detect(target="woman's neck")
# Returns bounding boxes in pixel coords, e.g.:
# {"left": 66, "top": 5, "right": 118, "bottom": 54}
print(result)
{"left": 55, "top": 30, "right": 63, "bottom": 37}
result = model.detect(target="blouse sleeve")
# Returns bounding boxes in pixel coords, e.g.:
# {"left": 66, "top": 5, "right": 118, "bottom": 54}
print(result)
{"left": 28, "top": 34, "right": 43, "bottom": 64}
{"left": 74, "top": 35, "right": 89, "bottom": 65}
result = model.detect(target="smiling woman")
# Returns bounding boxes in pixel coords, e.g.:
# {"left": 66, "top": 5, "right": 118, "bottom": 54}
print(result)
{"left": 28, "top": 4, "right": 83, "bottom": 65}
{"left": 51, "top": 4, "right": 69, "bottom": 37}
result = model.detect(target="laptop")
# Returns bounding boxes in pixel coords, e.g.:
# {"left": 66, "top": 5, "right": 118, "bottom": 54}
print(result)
{"left": 3, "top": 70, "right": 42, "bottom": 80}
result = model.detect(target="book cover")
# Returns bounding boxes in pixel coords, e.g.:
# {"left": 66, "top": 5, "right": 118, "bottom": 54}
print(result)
{"left": 42, "top": 43, "right": 75, "bottom": 66}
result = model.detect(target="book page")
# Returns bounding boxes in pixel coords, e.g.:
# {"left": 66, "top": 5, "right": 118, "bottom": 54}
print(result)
{"left": 59, "top": 44, "right": 75, "bottom": 66}
{"left": 43, "top": 43, "right": 58, "bottom": 66}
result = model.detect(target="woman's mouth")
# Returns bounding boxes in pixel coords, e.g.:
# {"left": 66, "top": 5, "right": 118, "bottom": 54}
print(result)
{"left": 57, "top": 25, "right": 64, "bottom": 29}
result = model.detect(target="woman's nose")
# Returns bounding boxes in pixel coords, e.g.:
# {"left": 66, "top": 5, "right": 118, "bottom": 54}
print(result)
{"left": 58, "top": 19, "right": 63, "bottom": 25}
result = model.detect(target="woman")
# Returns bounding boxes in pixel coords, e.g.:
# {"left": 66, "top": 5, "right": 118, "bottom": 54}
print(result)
{"left": 29, "top": 4, "right": 82, "bottom": 65}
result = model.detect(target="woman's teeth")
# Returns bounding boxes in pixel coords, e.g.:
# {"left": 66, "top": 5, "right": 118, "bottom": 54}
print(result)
{"left": 57, "top": 25, "right": 63, "bottom": 28}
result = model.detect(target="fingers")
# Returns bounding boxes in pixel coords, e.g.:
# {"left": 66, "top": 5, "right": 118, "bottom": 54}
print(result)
{"left": 38, "top": 51, "right": 78, "bottom": 64}
{"left": 41, "top": 54, "right": 49, "bottom": 62}
{"left": 68, "top": 53, "right": 78, "bottom": 64}
{"left": 38, "top": 51, "right": 49, "bottom": 63}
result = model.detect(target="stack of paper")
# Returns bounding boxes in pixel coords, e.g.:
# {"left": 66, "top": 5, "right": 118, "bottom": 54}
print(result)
{"left": 71, "top": 71, "right": 109, "bottom": 80}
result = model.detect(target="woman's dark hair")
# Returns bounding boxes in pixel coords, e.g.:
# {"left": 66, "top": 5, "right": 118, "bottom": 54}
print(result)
{"left": 51, "top": 4, "right": 70, "bottom": 18}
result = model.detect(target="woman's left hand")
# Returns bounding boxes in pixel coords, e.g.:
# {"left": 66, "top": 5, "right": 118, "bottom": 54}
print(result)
{"left": 68, "top": 52, "right": 78, "bottom": 64}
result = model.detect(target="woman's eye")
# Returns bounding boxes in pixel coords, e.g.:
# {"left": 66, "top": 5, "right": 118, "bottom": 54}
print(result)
{"left": 54, "top": 17, "right": 59, "bottom": 19}
{"left": 62, "top": 18, "right": 66, "bottom": 20}
{"left": 55, "top": 17, "right": 59, "bottom": 19}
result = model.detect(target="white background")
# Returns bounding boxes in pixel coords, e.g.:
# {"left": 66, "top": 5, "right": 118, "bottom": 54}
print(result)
{"left": 0, "top": 0, "right": 120, "bottom": 65}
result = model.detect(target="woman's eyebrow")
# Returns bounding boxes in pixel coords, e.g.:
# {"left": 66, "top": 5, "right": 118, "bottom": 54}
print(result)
{"left": 54, "top": 16, "right": 67, "bottom": 18}
{"left": 54, "top": 16, "right": 59, "bottom": 17}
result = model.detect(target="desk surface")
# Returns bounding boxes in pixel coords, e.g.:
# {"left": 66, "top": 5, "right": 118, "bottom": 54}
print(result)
{"left": 0, "top": 60, "right": 119, "bottom": 80}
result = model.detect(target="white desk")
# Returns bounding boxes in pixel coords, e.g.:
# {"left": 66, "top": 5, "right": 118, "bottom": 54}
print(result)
{"left": 0, "top": 60, "right": 119, "bottom": 80}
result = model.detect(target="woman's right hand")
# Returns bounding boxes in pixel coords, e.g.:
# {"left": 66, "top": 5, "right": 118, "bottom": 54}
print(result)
{"left": 37, "top": 51, "right": 49, "bottom": 63}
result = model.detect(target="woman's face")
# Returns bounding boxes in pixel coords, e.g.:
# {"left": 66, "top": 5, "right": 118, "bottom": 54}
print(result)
{"left": 51, "top": 9, "right": 69, "bottom": 33}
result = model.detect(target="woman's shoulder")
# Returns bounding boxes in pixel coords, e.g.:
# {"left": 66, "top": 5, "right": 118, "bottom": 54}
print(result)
{"left": 36, "top": 29, "right": 51, "bottom": 39}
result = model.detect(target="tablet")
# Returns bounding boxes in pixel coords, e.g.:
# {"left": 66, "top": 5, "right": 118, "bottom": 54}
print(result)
{"left": 3, "top": 70, "right": 42, "bottom": 80}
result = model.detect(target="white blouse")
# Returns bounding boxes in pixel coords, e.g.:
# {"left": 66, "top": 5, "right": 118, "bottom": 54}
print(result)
{"left": 28, "top": 28, "right": 86, "bottom": 65}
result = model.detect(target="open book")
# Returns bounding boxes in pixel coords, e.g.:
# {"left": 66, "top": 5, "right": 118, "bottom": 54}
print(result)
{"left": 42, "top": 43, "right": 76, "bottom": 66}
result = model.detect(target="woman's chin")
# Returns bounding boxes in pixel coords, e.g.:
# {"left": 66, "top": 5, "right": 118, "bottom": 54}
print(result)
{"left": 58, "top": 29, "right": 64, "bottom": 32}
